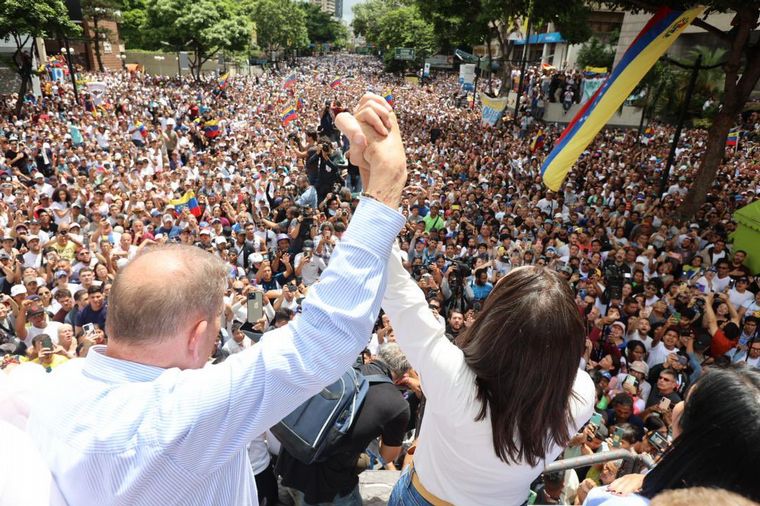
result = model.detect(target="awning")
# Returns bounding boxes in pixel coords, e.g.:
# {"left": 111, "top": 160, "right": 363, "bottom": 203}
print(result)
{"left": 514, "top": 32, "right": 565, "bottom": 46}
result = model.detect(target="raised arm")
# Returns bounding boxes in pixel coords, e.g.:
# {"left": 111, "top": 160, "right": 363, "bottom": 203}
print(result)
{"left": 381, "top": 243, "right": 470, "bottom": 411}
{"left": 164, "top": 94, "right": 410, "bottom": 472}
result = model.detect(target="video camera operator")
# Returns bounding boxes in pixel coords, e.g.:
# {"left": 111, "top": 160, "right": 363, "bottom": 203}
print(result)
{"left": 441, "top": 257, "right": 473, "bottom": 316}
{"left": 309, "top": 140, "right": 346, "bottom": 203}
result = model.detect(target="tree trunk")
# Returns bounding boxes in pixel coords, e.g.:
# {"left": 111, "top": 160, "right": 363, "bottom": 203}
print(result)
{"left": 93, "top": 17, "right": 105, "bottom": 72}
{"left": 14, "top": 74, "right": 30, "bottom": 118}
{"left": 679, "top": 7, "right": 760, "bottom": 218}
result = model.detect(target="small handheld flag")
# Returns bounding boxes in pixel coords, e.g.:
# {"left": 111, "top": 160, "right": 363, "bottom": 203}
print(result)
{"left": 217, "top": 73, "right": 229, "bottom": 90}
{"left": 726, "top": 129, "right": 739, "bottom": 147}
{"left": 170, "top": 191, "right": 202, "bottom": 217}
{"left": 329, "top": 77, "right": 342, "bottom": 89}
{"left": 530, "top": 130, "right": 545, "bottom": 153}
{"left": 203, "top": 119, "right": 221, "bottom": 138}
{"left": 281, "top": 103, "right": 297, "bottom": 126}
{"left": 384, "top": 90, "right": 394, "bottom": 107}
{"left": 283, "top": 74, "right": 296, "bottom": 89}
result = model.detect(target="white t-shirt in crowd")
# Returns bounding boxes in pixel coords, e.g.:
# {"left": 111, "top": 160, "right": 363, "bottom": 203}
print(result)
{"left": 647, "top": 341, "right": 677, "bottom": 369}
{"left": 729, "top": 288, "right": 754, "bottom": 310}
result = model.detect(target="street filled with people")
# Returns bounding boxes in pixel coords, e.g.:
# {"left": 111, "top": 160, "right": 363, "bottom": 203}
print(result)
{"left": 0, "top": 54, "right": 759, "bottom": 505}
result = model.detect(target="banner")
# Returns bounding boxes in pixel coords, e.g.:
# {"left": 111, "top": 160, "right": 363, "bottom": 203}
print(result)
{"left": 540, "top": 6, "right": 705, "bottom": 191}
{"left": 460, "top": 64, "right": 475, "bottom": 86}
{"left": 581, "top": 77, "right": 606, "bottom": 103}
{"left": 481, "top": 96, "right": 509, "bottom": 126}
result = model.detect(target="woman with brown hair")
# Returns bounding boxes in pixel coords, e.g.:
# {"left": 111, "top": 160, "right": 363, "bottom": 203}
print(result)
{"left": 383, "top": 243, "right": 596, "bottom": 506}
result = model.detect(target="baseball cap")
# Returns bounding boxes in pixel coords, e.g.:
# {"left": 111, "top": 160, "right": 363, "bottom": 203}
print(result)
{"left": 276, "top": 233, "right": 290, "bottom": 242}
{"left": 303, "top": 239, "right": 314, "bottom": 249}
{"left": 26, "top": 303, "right": 45, "bottom": 317}
{"left": 10, "top": 285, "right": 26, "bottom": 297}
{"left": 55, "top": 270, "right": 68, "bottom": 278}
{"left": 199, "top": 229, "right": 211, "bottom": 236}
{"left": 0, "top": 251, "right": 9, "bottom": 260}
{"left": 249, "top": 252, "right": 264, "bottom": 265}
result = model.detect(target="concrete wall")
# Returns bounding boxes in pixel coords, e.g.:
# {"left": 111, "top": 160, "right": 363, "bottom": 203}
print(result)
{"left": 542, "top": 102, "right": 644, "bottom": 128}
{"left": 123, "top": 51, "right": 224, "bottom": 77}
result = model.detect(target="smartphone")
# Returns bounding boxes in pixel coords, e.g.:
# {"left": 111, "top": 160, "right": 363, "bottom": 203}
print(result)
{"left": 623, "top": 374, "right": 639, "bottom": 390}
{"left": 612, "top": 427, "right": 625, "bottom": 448}
{"left": 247, "top": 291, "right": 263, "bottom": 323}
{"left": 82, "top": 323, "right": 95, "bottom": 335}
{"left": 589, "top": 412, "right": 603, "bottom": 429}
{"left": 658, "top": 397, "right": 672, "bottom": 411}
{"left": 672, "top": 312, "right": 681, "bottom": 323}
{"left": 41, "top": 336, "right": 54, "bottom": 350}
{"left": 648, "top": 431, "right": 669, "bottom": 453}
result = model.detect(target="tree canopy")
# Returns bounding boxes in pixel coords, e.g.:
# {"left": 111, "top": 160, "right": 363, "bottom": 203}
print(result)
{"left": 0, "top": 0, "right": 80, "bottom": 115}
{"left": 352, "top": 1, "right": 435, "bottom": 70}
{"left": 142, "top": 0, "right": 252, "bottom": 79}
{"left": 299, "top": 2, "right": 348, "bottom": 49}
{"left": 247, "top": 0, "right": 308, "bottom": 53}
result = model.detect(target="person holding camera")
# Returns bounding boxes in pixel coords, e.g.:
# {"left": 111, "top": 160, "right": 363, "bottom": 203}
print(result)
{"left": 309, "top": 140, "right": 347, "bottom": 203}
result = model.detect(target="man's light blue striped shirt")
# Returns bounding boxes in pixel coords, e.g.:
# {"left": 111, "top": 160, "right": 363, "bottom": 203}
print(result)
{"left": 27, "top": 198, "right": 406, "bottom": 506}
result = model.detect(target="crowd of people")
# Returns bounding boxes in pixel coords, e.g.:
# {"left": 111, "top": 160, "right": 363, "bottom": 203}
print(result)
{"left": 0, "top": 53, "right": 758, "bottom": 505}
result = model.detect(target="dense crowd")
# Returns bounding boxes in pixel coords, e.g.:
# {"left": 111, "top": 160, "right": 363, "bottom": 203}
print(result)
{"left": 0, "top": 54, "right": 759, "bottom": 505}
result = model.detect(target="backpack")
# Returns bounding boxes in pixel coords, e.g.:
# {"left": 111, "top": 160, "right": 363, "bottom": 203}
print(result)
{"left": 270, "top": 365, "right": 393, "bottom": 465}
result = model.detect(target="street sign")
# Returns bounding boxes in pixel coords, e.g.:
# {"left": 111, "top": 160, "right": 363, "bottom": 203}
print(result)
{"left": 394, "top": 48, "right": 415, "bottom": 61}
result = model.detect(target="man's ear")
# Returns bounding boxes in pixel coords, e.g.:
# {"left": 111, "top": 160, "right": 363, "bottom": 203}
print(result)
{"left": 187, "top": 319, "right": 208, "bottom": 363}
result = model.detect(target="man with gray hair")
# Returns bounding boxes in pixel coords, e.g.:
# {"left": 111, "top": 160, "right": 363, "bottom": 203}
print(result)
{"left": 26, "top": 93, "right": 408, "bottom": 505}
{"left": 278, "top": 342, "right": 413, "bottom": 504}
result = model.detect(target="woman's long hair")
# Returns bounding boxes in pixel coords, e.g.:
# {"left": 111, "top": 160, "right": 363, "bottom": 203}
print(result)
{"left": 641, "top": 366, "right": 760, "bottom": 501}
{"left": 455, "top": 265, "right": 586, "bottom": 466}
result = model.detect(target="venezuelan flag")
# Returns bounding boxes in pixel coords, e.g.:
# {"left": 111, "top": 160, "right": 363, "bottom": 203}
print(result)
{"left": 170, "top": 191, "right": 202, "bottom": 218}
{"left": 283, "top": 74, "right": 296, "bottom": 89}
{"left": 217, "top": 73, "right": 229, "bottom": 90}
{"left": 540, "top": 6, "right": 705, "bottom": 191}
{"left": 204, "top": 119, "right": 221, "bottom": 138}
{"left": 281, "top": 103, "right": 297, "bottom": 126}
{"left": 726, "top": 129, "right": 739, "bottom": 146}
{"left": 530, "top": 130, "right": 545, "bottom": 153}
{"left": 384, "top": 90, "right": 394, "bottom": 107}
{"left": 644, "top": 126, "right": 655, "bottom": 138}
{"left": 296, "top": 97, "right": 305, "bottom": 111}
{"left": 329, "top": 76, "right": 342, "bottom": 89}
{"left": 135, "top": 121, "right": 148, "bottom": 138}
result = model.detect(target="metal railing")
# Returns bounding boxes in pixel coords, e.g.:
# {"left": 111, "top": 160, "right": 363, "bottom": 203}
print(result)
{"left": 543, "top": 449, "right": 655, "bottom": 474}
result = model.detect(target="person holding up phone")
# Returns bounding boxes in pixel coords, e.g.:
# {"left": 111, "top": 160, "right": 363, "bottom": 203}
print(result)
{"left": 644, "top": 368, "right": 682, "bottom": 411}
{"left": 28, "top": 333, "right": 68, "bottom": 372}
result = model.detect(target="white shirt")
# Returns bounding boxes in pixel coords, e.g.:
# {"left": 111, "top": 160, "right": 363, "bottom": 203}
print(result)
{"left": 24, "top": 321, "right": 64, "bottom": 347}
{"left": 294, "top": 253, "right": 326, "bottom": 286}
{"left": 222, "top": 337, "right": 253, "bottom": 355}
{"left": 729, "top": 288, "right": 754, "bottom": 310}
{"left": 26, "top": 198, "right": 406, "bottom": 506}
{"left": 647, "top": 341, "right": 677, "bottom": 369}
{"left": 381, "top": 245, "right": 596, "bottom": 506}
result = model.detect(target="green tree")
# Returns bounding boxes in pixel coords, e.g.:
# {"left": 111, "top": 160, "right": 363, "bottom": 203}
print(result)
{"left": 352, "top": 0, "right": 402, "bottom": 44}
{"left": 81, "top": 0, "right": 124, "bottom": 72}
{"left": 413, "top": 0, "right": 592, "bottom": 95}
{"left": 376, "top": 5, "right": 436, "bottom": 70}
{"left": 118, "top": 0, "right": 150, "bottom": 49}
{"left": 298, "top": 2, "right": 348, "bottom": 49}
{"left": 0, "top": 0, "right": 80, "bottom": 116}
{"left": 604, "top": 1, "right": 760, "bottom": 218}
{"left": 353, "top": 2, "right": 435, "bottom": 71}
{"left": 576, "top": 37, "right": 615, "bottom": 70}
{"left": 144, "top": 0, "right": 251, "bottom": 80}
{"left": 248, "top": 0, "right": 308, "bottom": 59}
